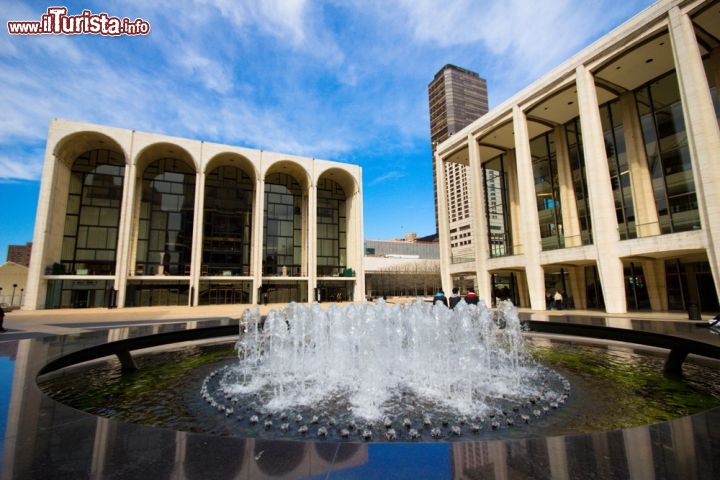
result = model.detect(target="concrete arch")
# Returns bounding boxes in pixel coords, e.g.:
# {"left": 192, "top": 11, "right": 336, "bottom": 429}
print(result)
{"left": 204, "top": 152, "right": 258, "bottom": 183}
{"left": 316, "top": 167, "right": 359, "bottom": 196}
{"left": 264, "top": 160, "right": 311, "bottom": 191}
{"left": 134, "top": 142, "right": 197, "bottom": 174}
{"left": 53, "top": 131, "right": 127, "bottom": 167}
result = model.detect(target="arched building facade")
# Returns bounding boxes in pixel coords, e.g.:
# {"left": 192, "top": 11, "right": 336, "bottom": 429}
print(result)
{"left": 25, "top": 119, "right": 364, "bottom": 309}
{"left": 435, "top": 0, "right": 720, "bottom": 314}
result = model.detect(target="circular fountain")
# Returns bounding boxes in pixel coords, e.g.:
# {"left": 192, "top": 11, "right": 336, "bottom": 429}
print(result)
{"left": 29, "top": 300, "right": 720, "bottom": 477}
{"left": 199, "top": 299, "right": 570, "bottom": 441}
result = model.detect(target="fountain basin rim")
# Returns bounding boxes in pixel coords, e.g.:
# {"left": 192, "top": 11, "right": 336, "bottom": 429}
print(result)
{"left": 36, "top": 319, "right": 720, "bottom": 378}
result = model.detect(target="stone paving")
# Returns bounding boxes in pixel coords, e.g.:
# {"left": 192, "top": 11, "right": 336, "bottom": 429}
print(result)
{"left": 1, "top": 298, "right": 705, "bottom": 342}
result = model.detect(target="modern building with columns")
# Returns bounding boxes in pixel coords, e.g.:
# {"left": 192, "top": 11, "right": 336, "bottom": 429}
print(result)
{"left": 435, "top": 0, "right": 720, "bottom": 314}
{"left": 24, "top": 119, "right": 364, "bottom": 309}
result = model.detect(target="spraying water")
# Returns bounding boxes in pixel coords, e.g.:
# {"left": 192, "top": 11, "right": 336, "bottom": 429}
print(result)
{"left": 201, "top": 299, "right": 569, "bottom": 440}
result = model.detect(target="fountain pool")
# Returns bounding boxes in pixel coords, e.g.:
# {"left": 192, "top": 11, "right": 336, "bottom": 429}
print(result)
{"left": 198, "top": 299, "right": 569, "bottom": 441}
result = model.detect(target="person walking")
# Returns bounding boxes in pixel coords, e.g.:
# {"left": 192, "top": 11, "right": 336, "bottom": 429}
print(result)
{"left": 0, "top": 305, "right": 6, "bottom": 332}
{"left": 553, "top": 290, "right": 564, "bottom": 310}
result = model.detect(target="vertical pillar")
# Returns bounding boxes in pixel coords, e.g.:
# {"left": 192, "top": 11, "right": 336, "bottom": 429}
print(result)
{"left": 351, "top": 183, "right": 365, "bottom": 302}
{"left": 567, "top": 266, "right": 586, "bottom": 309}
{"left": 191, "top": 162, "right": 205, "bottom": 307}
{"left": 576, "top": 65, "right": 627, "bottom": 313}
{"left": 669, "top": 6, "right": 720, "bottom": 303}
{"left": 619, "top": 92, "right": 660, "bottom": 237}
{"left": 546, "top": 437, "right": 570, "bottom": 480}
{"left": 554, "top": 126, "right": 582, "bottom": 247}
{"left": 308, "top": 181, "right": 317, "bottom": 304}
{"left": 25, "top": 138, "right": 62, "bottom": 309}
{"left": 252, "top": 166, "right": 266, "bottom": 305}
{"left": 504, "top": 151, "right": 522, "bottom": 256}
{"left": 642, "top": 259, "right": 667, "bottom": 311}
{"left": 513, "top": 105, "right": 546, "bottom": 310}
{"left": 623, "top": 427, "right": 654, "bottom": 479}
{"left": 467, "top": 135, "right": 491, "bottom": 301}
{"left": 436, "top": 152, "right": 454, "bottom": 294}
{"left": 115, "top": 155, "right": 137, "bottom": 308}
{"left": 516, "top": 270, "right": 530, "bottom": 308}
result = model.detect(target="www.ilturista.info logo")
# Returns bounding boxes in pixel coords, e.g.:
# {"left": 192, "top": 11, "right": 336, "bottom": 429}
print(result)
{"left": 7, "top": 6, "right": 150, "bottom": 36}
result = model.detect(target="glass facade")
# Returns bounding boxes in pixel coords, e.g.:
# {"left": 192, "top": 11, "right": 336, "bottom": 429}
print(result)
{"left": 202, "top": 166, "right": 253, "bottom": 276}
{"left": 483, "top": 155, "right": 512, "bottom": 257}
{"left": 636, "top": 72, "right": 700, "bottom": 233}
{"left": 666, "top": 260, "right": 719, "bottom": 312}
{"left": 624, "top": 263, "right": 650, "bottom": 311}
{"left": 263, "top": 281, "right": 307, "bottom": 304}
{"left": 125, "top": 279, "right": 190, "bottom": 307}
{"left": 135, "top": 158, "right": 196, "bottom": 276}
{"left": 316, "top": 178, "right": 347, "bottom": 276}
{"left": 531, "top": 133, "right": 563, "bottom": 251}
{"left": 600, "top": 101, "right": 636, "bottom": 240}
{"left": 584, "top": 266, "right": 605, "bottom": 310}
{"left": 61, "top": 149, "right": 125, "bottom": 275}
{"left": 565, "top": 118, "right": 592, "bottom": 245}
{"left": 198, "top": 281, "right": 252, "bottom": 305}
{"left": 263, "top": 173, "right": 303, "bottom": 277}
{"left": 45, "top": 279, "right": 115, "bottom": 309}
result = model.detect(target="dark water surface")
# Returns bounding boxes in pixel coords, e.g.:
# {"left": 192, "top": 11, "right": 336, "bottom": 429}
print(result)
{"left": 37, "top": 339, "right": 720, "bottom": 443}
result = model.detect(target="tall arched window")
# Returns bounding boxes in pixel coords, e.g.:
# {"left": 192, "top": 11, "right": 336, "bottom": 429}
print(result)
{"left": 203, "top": 165, "right": 253, "bottom": 275}
{"left": 636, "top": 72, "right": 700, "bottom": 233}
{"left": 531, "top": 133, "right": 563, "bottom": 251}
{"left": 61, "top": 149, "right": 125, "bottom": 275}
{"left": 136, "top": 158, "right": 196, "bottom": 275}
{"left": 483, "top": 155, "right": 512, "bottom": 257}
{"left": 316, "top": 178, "right": 346, "bottom": 276}
{"left": 263, "top": 172, "right": 303, "bottom": 276}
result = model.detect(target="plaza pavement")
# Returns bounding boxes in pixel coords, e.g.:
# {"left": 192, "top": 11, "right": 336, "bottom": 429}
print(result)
{"left": 0, "top": 298, "right": 705, "bottom": 342}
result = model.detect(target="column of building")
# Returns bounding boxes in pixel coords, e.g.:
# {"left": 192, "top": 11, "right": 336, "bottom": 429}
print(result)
{"left": 553, "top": 125, "right": 582, "bottom": 248}
{"left": 576, "top": 65, "right": 627, "bottom": 313}
{"left": 668, "top": 6, "right": 720, "bottom": 302}
{"left": 114, "top": 153, "right": 137, "bottom": 309}
{"left": 467, "top": 134, "right": 491, "bottom": 300}
{"left": 251, "top": 167, "right": 266, "bottom": 305}
{"left": 436, "top": 152, "right": 454, "bottom": 294}
{"left": 618, "top": 89, "right": 668, "bottom": 311}
{"left": 552, "top": 125, "right": 586, "bottom": 308}
{"left": 343, "top": 182, "right": 363, "bottom": 302}
{"left": 502, "top": 151, "right": 531, "bottom": 306}
{"left": 24, "top": 141, "right": 70, "bottom": 310}
{"left": 190, "top": 153, "right": 206, "bottom": 307}
{"left": 512, "top": 106, "right": 546, "bottom": 310}
{"left": 307, "top": 181, "right": 318, "bottom": 300}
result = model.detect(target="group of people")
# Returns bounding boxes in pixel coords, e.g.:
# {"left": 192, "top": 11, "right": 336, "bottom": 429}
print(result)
{"left": 433, "top": 287, "right": 479, "bottom": 308}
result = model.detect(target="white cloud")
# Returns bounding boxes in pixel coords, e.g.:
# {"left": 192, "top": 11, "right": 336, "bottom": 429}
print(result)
{"left": 200, "top": 0, "right": 308, "bottom": 45}
{"left": 367, "top": 170, "right": 406, "bottom": 187}
{"left": 0, "top": 152, "right": 44, "bottom": 181}
{"left": 398, "top": 0, "right": 651, "bottom": 80}
{"left": 0, "top": 0, "right": 655, "bottom": 183}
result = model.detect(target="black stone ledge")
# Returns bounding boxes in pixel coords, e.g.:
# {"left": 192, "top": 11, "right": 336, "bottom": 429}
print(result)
{"left": 1, "top": 316, "right": 719, "bottom": 479}
{"left": 526, "top": 320, "right": 720, "bottom": 375}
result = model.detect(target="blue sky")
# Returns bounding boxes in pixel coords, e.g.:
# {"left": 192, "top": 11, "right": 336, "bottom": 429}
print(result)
{"left": 0, "top": 0, "right": 655, "bottom": 260}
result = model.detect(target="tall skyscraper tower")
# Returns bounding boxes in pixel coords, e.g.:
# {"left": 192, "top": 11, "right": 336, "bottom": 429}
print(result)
{"left": 428, "top": 65, "right": 488, "bottom": 251}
